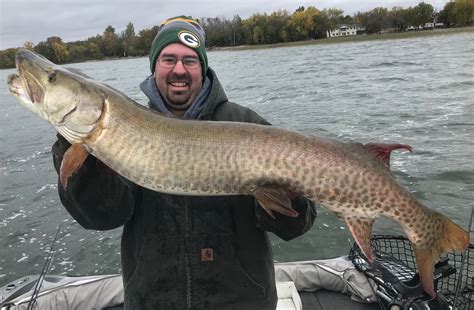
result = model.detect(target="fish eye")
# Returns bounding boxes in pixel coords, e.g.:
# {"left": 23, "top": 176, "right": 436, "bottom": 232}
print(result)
{"left": 48, "top": 71, "right": 57, "bottom": 83}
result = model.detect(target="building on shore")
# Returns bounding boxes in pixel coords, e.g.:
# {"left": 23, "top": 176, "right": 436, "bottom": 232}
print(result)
{"left": 327, "top": 25, "right": 365, "bottom": 38}
{"left": 405, "top": 22, "right": 445, "bottom": 31}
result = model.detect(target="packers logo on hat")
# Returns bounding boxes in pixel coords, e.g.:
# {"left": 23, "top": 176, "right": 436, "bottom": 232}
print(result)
{"left": 178, "top": 31, "right": 200, "bottom": 48}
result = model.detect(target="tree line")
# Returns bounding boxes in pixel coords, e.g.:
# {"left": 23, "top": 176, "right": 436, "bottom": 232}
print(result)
{"left": 1, "top": 1, "right": 472, "bottom": 69}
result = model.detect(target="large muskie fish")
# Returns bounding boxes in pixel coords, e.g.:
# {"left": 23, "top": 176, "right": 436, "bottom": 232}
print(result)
{"left": 8, "top": 49, "right": 469, "bottom": 297}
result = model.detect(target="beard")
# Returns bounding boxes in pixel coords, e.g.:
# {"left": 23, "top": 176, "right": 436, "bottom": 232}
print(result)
{"left": 166, "top": 92, "right": 192, "bottom": 109}
{"left": 165, "top": 72, "right": 194, "bottom": 110}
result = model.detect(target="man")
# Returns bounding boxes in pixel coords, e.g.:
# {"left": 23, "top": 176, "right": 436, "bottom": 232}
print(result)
{"left": 52, "top": 16, "right": 316, "bottom": 309}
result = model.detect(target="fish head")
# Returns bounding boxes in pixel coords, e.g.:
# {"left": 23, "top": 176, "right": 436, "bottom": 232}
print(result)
{"left": 8, "top": 49, "right": 104, "bottom": 142}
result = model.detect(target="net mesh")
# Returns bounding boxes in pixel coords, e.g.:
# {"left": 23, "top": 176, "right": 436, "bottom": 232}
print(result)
{"left": 350, "top": 235, "right": 473, "bottom": 309}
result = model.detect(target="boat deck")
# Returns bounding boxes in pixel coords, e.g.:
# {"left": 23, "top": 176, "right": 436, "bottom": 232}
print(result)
{"left": 301, "top": 290, "right": 379, "bottom": 309}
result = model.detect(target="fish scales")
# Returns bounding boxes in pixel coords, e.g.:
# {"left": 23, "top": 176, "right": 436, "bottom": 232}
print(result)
{"left": 94, "top": 97, "right": 310, "bottom": 195}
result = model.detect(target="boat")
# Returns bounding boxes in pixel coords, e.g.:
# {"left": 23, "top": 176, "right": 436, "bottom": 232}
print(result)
{"left": 0, "top": 256, "right": 378, "bottom": 310}
{"left": 1, "top": 236, "right": 472, "bottom": 309}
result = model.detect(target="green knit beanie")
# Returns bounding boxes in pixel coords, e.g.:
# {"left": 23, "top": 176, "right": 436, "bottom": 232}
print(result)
{"left": 149, "top": 16, "right": 208, "bottom": 78}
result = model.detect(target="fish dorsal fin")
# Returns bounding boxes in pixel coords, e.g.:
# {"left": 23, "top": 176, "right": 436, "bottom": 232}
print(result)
{"left": 344, "top": 216, "right": 375, "bottom": 261}
{"left": 60, "top": 143, "right": 89, "bottom": 189}
{"left": 251, "top": 185, "right": 299, "bottom": 219}
{"left": 363, "top": 143, "right": 412, "bottom": 168}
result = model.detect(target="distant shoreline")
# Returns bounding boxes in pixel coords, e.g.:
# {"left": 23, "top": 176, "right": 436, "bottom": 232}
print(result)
{"left": 207, "top": 27, "right": 474, "bottom": 52}
{"left": 1, "top": 27, "right": 472, "bottom": 70}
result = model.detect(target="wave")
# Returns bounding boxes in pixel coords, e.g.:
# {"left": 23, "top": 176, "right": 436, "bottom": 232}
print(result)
{"left": 374, "top": 61, "right": 419, "bottom": 67}
{"left": 374, "top": 77, "right": 408, "bottom": 82}
{"left": 429, "top": 170, "right": 474, "bottom": 183}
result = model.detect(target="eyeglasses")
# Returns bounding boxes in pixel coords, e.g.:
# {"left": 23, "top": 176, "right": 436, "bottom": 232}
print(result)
{"left": 158, "top": 56, "right": 201, "bottom": 69}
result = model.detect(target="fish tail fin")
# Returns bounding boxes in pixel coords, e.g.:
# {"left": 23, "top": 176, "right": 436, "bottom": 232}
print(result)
{"left": 413, "top": 214, "right": 469, "bottom": 298}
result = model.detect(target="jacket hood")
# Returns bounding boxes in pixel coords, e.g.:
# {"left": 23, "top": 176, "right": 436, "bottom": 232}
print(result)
{"left": 198, "top": 67, "right": 229, "bottom": 120}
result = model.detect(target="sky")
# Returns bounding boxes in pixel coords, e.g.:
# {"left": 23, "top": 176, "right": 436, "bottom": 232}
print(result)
{"left": 0, "top": 0, "right": 449, "bottom": 50}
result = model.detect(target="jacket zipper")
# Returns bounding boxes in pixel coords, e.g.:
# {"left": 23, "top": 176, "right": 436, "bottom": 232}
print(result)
{"left": 185, "top": 254, "right": 191, "bottom": 309}
{"left": 184, "top": 197, "right": 192, "bottom": 309}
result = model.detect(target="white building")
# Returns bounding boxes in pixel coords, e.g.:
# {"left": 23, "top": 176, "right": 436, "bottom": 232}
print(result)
{"left": 424, "top": 22, "right": 435, "bottom": 29}
{"left": 327, "top": 25, "right": 362, "bottom": 38}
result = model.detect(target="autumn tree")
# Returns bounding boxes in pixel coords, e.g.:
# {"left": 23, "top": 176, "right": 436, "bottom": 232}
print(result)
{"left": 413, "top": 2, "right": 435, "bottom": 26}
{"left": 438, "top": 1, "right": 457, "bottom": 26}
{"left": 202, "top": 17, "right": 234, "bottom": 46}
{"left": 231, "top": 15, "right": 245, "bottom": 46}
{"left": 266, "top": 10, "right": 291, "bottom": 43}
{"left": 34, "top": 37, "right": 68, "bottom": 63}
{"left": 100, "top": 25, "right": 122, "bottom": 57}
{"left": 122, "top": 22, "right": 136, "bottom": 56}
{"left": 287, "top": 6, "right": 320, "bottom": 41}
{"left": 243, "top": 14, "right": 268, "bottom": 44}
{"left": 364, "top": 7, "right": 389, "bottom": 33}
{"left": 313, "top": 10, "right": 331, "bottom": 38}
{"left": 0, "top": 48, "right": 17, "bottom": 68}
{"left": 133, "top": 26, "right": 159, "bottom": 55}
{"left": 324, "top": 8, "right": 345, "bottom": 29}
{"left": 453, "top": 0, "right": 474, "bottom": 25}
{"left": 388, "top": 7, "right": 410, "bottom": 30}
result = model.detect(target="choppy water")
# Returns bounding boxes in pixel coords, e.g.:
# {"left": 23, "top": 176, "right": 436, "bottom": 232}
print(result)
{"left": 1, "top": 32, "right": 473, "bottom": 285}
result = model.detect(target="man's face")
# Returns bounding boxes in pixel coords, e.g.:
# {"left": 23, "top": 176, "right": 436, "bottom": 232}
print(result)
{"left": 154, "top": 43, "right": 203, "bottom": 116}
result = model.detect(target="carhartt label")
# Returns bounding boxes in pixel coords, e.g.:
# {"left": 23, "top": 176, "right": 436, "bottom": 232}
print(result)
{"left": 201, "top": 248, "right": 213, "bottom": 261}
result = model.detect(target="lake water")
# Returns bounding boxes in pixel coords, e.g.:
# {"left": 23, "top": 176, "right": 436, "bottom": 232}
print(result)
{"left": 1, "top": 32, "right": 473, "bottom": 285}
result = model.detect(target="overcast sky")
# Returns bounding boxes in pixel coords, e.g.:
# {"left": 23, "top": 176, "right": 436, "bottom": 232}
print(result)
{"left": 0, "top": 0, "right": 448, "bottom": 50}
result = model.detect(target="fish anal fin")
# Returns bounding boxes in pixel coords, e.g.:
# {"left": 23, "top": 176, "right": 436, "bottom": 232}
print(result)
{"left": 413, "top": 245, "right": 436, "bottom": 298}
{"left": 60, "top": 143, "right": 89, "bottom": 189}
{"left": 345, "top": 216, "right": 375, "bottom": 261}
{"left": 252, "top": 185, "right": 299, "bottom": 219}
{"left": 412, "top": 213, "right": 470, "bottom": 298}
{"left": 364, "top": 143, "right": 412, "bottom": 167}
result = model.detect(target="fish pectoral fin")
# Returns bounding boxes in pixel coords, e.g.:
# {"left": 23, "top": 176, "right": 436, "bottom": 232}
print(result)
{"left": 252, "top": 186, "right": 299, "bottom": 219}
{"left": 363, "top": 143, "right": 412, "bottom": 167}
{"left": 60, "top": 143, "right": 89, "bottom": 189}
{"left": 344, "top": 216, "right": 375, "bottom": 261}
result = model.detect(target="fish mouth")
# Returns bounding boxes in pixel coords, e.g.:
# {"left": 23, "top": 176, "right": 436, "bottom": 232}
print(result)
{"left": 8, "top": 72, "right": 45, "bottom": 107}
{"left": 7, "top": 51, "right": 46, "bottom": 105}
{"left": 7, "top": 73, "right": 31, "bottom": 103}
